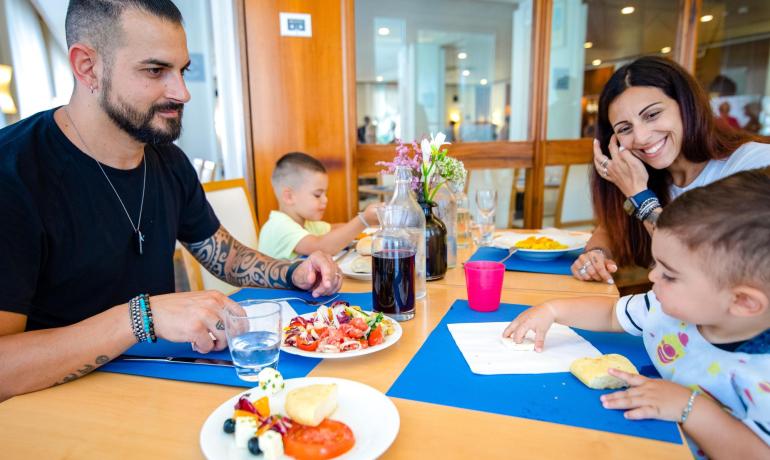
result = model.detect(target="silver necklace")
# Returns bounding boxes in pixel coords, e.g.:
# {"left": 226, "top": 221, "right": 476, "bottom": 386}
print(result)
{"left": 64, "top": 107, "right": 147, "bottom": 255}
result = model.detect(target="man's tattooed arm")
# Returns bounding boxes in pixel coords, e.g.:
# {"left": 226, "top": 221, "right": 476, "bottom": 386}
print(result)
{"left": 53, "top": 355, "right": 110, "bottom": 386}
{"left": 183, "top": 226, "right": 294, "bottom": 288}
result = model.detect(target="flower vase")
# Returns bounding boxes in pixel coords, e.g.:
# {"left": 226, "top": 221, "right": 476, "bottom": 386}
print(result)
{"left": 420, "top": 200, "right": 447, "bottom": 280}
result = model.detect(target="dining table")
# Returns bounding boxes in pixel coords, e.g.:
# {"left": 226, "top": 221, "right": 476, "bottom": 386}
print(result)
{"left": 0, "top": 244, "right": 689, "bottom": 459}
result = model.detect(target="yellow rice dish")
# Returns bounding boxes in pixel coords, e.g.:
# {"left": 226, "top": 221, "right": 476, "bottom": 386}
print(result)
{"left": 514, "top": 236, "right": 568, "bottom": 250}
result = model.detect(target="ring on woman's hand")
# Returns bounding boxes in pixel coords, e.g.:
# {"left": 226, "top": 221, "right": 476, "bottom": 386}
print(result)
{"left": 600, "top": 158, "right": 609, "bottom": 169}
{"left": 578, "top": 266, "right": 588, "bottom": 275}
{"left": 618, "top": 145, "right": 626, "bottom": 152}
{"left": 602, "top": 167, "right": 609, "bottom": 177}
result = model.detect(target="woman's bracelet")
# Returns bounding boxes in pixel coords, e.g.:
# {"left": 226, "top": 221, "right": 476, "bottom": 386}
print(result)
{"left": 680, "top": 390, "right": 700, "bottom": 424}
{"left": 584, "top": 247, "right": 610, "bottom": 259}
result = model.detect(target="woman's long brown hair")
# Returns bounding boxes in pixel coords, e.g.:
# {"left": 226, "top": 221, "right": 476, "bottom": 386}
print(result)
{"left": 592, "top": 56, "right": 765, "bottom": 267}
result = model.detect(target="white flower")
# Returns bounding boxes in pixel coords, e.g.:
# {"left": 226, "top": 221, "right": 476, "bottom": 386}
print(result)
{"left": 434, "top": 132, "right": 448, "bottom": 147}
{"left": 421, "top": 138, "right": 432, "bottom": 165}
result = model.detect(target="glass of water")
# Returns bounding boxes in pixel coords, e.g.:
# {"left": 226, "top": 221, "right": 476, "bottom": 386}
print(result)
{"left": 225, "top": 300, "right": 282, "bottom": 381}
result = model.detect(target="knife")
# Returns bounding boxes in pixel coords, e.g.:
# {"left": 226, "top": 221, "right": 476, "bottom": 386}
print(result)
{"left": 117, "top": 354, "right": 234, "bottom": 367}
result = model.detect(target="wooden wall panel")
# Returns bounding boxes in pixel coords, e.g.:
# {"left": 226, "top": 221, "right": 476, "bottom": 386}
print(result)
{"left": 356, "top": 142, "right": 534, "bottom": 175}
{"left": 243, "top": 0, "right": 354, "bottom": 226}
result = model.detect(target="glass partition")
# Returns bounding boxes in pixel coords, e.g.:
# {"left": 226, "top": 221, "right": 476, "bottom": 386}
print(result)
{"left": 547, "top": 0, "right": 683, "bottom": 140}
{"left": 355, "top": 0, "right": 534, "bottom": 144}
{"left": 695, "top": 1, "right": 770, "bottom": 135}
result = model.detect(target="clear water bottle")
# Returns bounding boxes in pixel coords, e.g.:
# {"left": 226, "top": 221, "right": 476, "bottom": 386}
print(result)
{"left": 455, "top": 189, "right": 471, "bottom": 248}
{"left": 434, "top": 186, "right": 457, "bottom": 268}
{"left": 371, "top": 205, "right": 417, "bottom": 321}
{"left": 388, "top": 166, "right": 426, "bottom": 299}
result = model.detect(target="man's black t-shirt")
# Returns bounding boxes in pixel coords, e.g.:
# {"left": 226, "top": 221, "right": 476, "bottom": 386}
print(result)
{"left": 0, "top": 108, "right": 220, "bottom": 330}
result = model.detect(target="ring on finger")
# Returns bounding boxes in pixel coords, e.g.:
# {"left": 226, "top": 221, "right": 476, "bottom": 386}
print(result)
{"left": 602, "top": 167, "right": 609, "bottom": 177}
{"left": 208, "top": 331, "right": 217, "bottom": 341}
{"left": 600, "top": 158, "right": 609, "bottom": 169}
{"left": 578, "top": 266, "right": 588, "bottom": 275}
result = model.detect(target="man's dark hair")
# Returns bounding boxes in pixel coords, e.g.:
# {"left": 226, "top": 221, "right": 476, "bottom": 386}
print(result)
{"left": 271, "top": 152, "right": 327, "bottom": 192}
{"left": 65, "top": 0, "right": 183, "bottom": 58}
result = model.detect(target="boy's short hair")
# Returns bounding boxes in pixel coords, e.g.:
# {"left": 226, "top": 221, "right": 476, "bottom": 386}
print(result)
{"left": 271, "top": 152, "right": 327, "bottom": 193}
{"left": 657, "top": 167, "right": 770, "bottom": 291}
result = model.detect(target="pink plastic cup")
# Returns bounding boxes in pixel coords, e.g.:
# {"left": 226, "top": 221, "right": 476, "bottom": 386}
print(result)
{"left": 464, "top": 261, "right": 505, "bottom": 312}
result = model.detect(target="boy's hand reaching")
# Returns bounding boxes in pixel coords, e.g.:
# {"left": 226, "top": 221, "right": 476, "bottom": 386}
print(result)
{"left": 361, "top": 202, "right": 382, "bottom": 227}
{"left": 600, "top": 369, "right": 692, "bottom": 422}
{"left": 502, "top": 303, "right": 557, "bottom": 352}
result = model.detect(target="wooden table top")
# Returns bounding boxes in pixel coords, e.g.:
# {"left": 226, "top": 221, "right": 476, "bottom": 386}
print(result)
{"left": 0, "top": 281, "right": 688, "bottom": 459}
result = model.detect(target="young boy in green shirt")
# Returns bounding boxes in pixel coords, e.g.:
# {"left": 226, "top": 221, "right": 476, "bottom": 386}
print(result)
{"left": 259, "top": 152, "right": 379, "bottom": 259}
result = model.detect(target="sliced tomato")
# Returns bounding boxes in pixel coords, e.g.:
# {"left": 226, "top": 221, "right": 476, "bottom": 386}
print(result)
{"left": 296, "top": 339, "right": 319, "bottom": 352}
{"left": 283, "top": 419, "right": 355, "bottom": 460}
{"left": 368, "top": 324, "right": 384, "bottom": 346}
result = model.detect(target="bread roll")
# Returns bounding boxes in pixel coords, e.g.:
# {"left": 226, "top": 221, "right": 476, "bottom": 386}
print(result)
{"left": 570, "top": 354, "right": 638, "bottom": 389}
{"left": 355, "top": 236, "right": 372, "bottom": 256}
{"left": 350, "top": 255, "right": 372, "bottom": 274}
{"left": 500, "top": 336, "right": 535, "bottom": 351}
{"left": 285, "top": 384, "right": 337, "bottom": 427}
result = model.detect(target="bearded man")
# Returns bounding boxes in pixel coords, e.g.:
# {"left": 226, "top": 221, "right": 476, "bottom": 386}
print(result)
{"left": 0, "top": 0, "right": 342, "bottom": 400}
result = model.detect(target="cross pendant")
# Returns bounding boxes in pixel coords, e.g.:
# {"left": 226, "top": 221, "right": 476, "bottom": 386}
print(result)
{"left": 135, "top": 230, "right": 145, "bottom": 255}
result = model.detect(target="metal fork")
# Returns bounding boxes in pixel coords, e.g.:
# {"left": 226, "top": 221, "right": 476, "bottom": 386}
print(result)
{"left": 498, "top": 248, "right": 518, "bottom": 264}
{"left": 267, "top": 294, "right": 340, "bottom": 307}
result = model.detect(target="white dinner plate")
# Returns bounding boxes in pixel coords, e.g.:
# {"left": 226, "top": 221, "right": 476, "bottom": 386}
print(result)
{"left": 491, "top": 232, "right": 586, "bottom": 261}
{"left": 200, "top": 377, "right": 400, "bottom": 460}
{"left": 281, "top": 311, "right": 402, "bottom": 359}
{"left": 338, "top": 251, "right": 372, "bottom": 281}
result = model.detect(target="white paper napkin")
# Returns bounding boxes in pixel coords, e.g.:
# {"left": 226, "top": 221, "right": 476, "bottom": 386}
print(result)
{"left": 447, "top": 322, "right": 601, "bottom": 375}
{"left": 241, "top": 301, "right": 298, "bottom": 326}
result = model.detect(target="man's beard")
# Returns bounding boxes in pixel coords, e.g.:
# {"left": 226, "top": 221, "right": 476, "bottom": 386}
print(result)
{"left": 99, "top": 76, "right": 184, "bottom": 145}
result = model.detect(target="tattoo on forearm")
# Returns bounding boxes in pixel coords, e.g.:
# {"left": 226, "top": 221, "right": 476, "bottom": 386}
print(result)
{"left": 53, "top": 355, "right": 111, "bottom": 386}
{"left": 185, "top": 226, "right": 293, "bottom": 288}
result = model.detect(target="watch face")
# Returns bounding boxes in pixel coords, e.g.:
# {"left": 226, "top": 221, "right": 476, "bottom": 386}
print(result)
{"left": 623, "top": 198, "right": 636, "bottom": 216}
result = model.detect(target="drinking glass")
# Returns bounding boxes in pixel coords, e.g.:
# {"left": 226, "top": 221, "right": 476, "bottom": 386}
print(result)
{"left": 475, "top": 189, "right": 498, "bottom": 220}
{"left": 225, "top": 300, "right": 282, "bottom": 381}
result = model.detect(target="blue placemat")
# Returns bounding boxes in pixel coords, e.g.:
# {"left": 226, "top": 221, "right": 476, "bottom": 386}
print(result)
{"left": 98, "top": 288, "right": 373, "bottom": 387}
{"left": 468, "top": 246, "right": 577, "bottom": 275}
{"left": 387, "top": 300, "right": 681, "bottom": 444}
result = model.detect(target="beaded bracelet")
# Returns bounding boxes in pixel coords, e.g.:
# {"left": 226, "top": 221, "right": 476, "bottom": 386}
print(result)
{"left": 128, "top": 294, "right": 157, "bottom": 343}
{"left": 680, "top": 390, "right": 700, "bottom": 424}
{"left": 635, "top": 197, "right": 661, "bottom": 222}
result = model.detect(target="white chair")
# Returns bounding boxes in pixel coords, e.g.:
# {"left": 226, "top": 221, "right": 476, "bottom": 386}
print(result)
{"left": 554, "top": 163, "right": 595, "bottom": 229}
{"left": 181, "top": 178, "right": 258, "bottom": 294}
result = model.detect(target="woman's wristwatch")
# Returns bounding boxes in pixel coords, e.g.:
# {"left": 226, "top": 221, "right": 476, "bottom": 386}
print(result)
{"left": 623, "top": 189, "right": 661, "bottom": 224}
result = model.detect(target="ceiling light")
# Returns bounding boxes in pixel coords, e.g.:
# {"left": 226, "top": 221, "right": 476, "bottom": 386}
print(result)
{"left": 621, "top": 6, "right": 635, "bottom": 15}
{"left": 462, "top": 70, "right": 470, "bottom": 77}
{"left": 480, "top": 78, "right": 488, "bottom": 85}
{"left": 377, "top": 27, "right": 390, "bottom": 36}
{"left": 592, "top": 59, "right": 602, "bottom": 66}
{"left": 584, "top": 41, "right": 593, "bottom": 49}
{"left": 700, "top": 14, "right": 713, "bottom": 22}
{"left": 457, "top": 52, "right": 468, "bottom": 60}
{"left": 661, "top": 46, "right": 671, "bottom": 54}
{"left": 375, "top": 75, "right": 384, "bottom": 82}
{"left": 737, "top": 6, "right": 749, "bottom": 14}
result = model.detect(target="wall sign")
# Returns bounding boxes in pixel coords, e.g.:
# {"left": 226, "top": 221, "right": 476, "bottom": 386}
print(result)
{"left": 280, "top": 12, "right": 312, "bottom": 37}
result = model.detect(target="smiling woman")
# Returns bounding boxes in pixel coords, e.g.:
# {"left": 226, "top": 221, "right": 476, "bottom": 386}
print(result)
{"left": 572, "top": 56, "right": 770, "bottom": 283}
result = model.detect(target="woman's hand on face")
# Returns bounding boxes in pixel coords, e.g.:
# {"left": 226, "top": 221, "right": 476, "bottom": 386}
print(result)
{"left": 571, "top": 248, "right": 617, "bottom": 284}
{"left": 593, "top": 135, "right": 649, "bottom": 197}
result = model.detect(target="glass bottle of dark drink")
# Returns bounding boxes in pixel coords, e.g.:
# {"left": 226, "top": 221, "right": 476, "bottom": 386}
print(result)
{"left": 371, "top": 205, "right": 417, "bottom": 321}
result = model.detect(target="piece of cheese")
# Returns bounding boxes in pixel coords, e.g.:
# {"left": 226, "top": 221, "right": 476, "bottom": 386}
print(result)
{"left": 234, "top": 416, "right": 257, "bottom": 448}
{"left": 570, "top": 354, "right": 639, "bottom": 389}
{"left": 285, "top": 384, "right": 338, "bottom": 427}
{"left": 355, "top": 236, "right": 372, "bottom": 256}
{"left": 500, "top": 335, "right": 536, "bottom": 351}
{"left": 258, "top": 430, "right": 284, "bottom": 460}
{"left": 257, "top": 368, "right": 285, "bottom": 395}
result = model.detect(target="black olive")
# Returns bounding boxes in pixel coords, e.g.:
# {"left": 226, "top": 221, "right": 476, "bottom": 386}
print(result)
{"left": 247, "top": 436, "right": 262, "bottom": 455}
{"left": 222, "top": 418, "right": 235, "bottom": 434}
